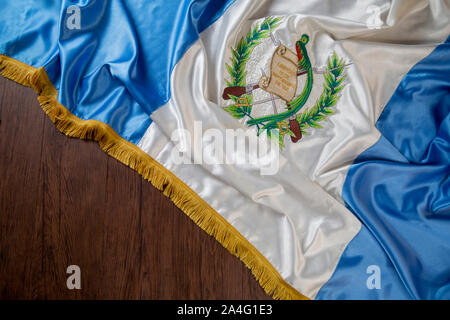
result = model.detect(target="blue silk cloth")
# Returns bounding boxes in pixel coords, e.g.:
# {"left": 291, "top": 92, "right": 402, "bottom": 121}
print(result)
{"left": 0, "top": 0, "right": 235, "bottom": 143}
{"left": 317, "top": 36, "right": 450, "bottom": 300}
{"left": 1, "top": 1, "right": 449, "bottom": 300}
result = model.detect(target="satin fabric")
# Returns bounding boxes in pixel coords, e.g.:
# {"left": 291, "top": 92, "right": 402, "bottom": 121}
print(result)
{"left": 0, "top": 1, "right": 60, "bottom": 68}
{"left": 141, "top": 0, "right": 449, "bottom": 298}
{"left": 1, "top": 0, "right": 235, "bottom": 143}
{"left": 2, "top": 0, "right": 450, "bottom": 299}
{"left": 320, "top": 36, "right": 450, "bottom": 300}
{"left": 145, "top": 0, "right": 365, "bottom": 297}
{"left": 316, "top": 226, "right": 412, "bottom": 299}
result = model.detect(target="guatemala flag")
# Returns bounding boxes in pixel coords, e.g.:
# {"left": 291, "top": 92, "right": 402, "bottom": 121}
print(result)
{"left": 0, "top": 0, "right": 449, "bottom": 299}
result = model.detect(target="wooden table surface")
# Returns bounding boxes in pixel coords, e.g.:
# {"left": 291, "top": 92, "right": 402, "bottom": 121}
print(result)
{"left": 0, "top": 76, "right": 270, "bottom": 300}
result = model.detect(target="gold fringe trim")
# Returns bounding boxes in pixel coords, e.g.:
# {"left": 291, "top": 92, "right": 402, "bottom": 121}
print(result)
{"left": 0, "top": 54, "right": 309, "bottom": 300}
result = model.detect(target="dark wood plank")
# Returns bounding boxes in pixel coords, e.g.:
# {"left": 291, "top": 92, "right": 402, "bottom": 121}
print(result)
{"left": 0, "top": 79, "right": 45, "bottom": 299}
{"left": 0, "top": 76, "right": 271, "bottom": 300}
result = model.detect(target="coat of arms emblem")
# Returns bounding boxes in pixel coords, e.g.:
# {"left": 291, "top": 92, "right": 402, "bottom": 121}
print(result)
{"left": 222, "top": 17, "right": 351, "bottom": 148}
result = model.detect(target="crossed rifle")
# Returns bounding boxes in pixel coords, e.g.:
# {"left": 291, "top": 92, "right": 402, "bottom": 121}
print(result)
{"left": 222, "top": 63, "right": 353, "bottom": 104}
{"left": 222, "top": 20, "right": 352, "bottom": 143}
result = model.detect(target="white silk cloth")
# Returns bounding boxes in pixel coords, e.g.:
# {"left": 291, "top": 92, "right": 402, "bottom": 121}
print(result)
{"left": 137, "top": 0, "right": 450, "bottom": 298}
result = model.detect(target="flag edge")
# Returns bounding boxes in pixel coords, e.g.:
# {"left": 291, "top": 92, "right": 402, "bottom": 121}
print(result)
{"left": 0, "top": 54, "right": 309, "bottom": 300}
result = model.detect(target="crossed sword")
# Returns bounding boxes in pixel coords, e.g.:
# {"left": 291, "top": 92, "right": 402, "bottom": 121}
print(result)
{"left": 226, "top": 21, "right": 352, "bottom": 106}
{"left": 247, "top": 64, "right": 352, "bottom": 106}
{"left": 225, "top": 22, "right": 352, "bottom": 142}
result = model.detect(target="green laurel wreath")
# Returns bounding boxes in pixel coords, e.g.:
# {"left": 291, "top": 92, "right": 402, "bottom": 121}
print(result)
{"left": 223, "top": 17, "right": 281, "bottom": 122}
{"left": 296, "top": 52, "right": 347, "bottom": 135}
{"left": 222, "top": 19, "right": 348, "bottom": 148}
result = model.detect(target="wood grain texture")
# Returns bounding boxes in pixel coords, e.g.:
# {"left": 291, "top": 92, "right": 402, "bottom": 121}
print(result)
{"left": 0, "top": 77, "right": 271, "bottom": 300}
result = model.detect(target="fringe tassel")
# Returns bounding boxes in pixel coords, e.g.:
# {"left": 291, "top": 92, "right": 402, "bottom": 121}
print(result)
{"left": 0, "top": 54, "right": 308, "bottom": 300}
